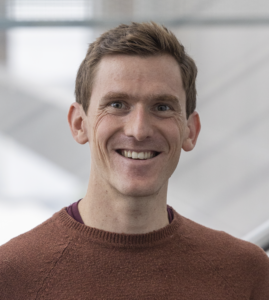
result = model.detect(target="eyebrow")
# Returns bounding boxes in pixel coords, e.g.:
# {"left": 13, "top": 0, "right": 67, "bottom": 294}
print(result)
{"left": 100, "top": 92, "right": 131, "bottom": 102}
{"left": 147, "top": 94, "right": 180, "bottom": 105}
{"left": 101, "top": 92, "right": 181, "bottom": 106}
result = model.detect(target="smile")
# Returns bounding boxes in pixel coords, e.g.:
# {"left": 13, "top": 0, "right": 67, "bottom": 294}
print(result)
{"left": 117, "top": 150, "right": 160, "bottom": 160}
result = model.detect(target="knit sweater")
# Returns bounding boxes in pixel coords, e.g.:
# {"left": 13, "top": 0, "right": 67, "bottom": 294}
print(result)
{"left": 0, "top": 207, "right": 269, "bottom": 299}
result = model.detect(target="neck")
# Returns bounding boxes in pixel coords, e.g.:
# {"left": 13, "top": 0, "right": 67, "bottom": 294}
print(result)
{"left": 78, "top": 174, "right": 169, "bottom": 234}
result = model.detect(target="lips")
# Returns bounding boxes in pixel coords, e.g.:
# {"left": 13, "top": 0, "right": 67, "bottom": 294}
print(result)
{"left": 117, "top": 150, "right": 160, "bottom": 160}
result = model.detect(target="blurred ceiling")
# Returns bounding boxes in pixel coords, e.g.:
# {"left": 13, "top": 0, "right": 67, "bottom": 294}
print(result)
{"left": 1, "top": 0, "right": 269, "bottom": 27}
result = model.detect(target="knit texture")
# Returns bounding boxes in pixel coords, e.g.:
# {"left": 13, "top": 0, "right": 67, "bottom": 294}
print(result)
{"left": 0, "top": 207, "right": 269, "bottom": 299}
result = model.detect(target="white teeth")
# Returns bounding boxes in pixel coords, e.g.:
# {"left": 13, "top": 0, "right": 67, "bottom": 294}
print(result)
{"left": 120, "top": 150, "right": 156, "bottom": 160}
{"left": 132, "top": 152, "right": 138, "bottom": 159}
{"left": 138, "top": 152, "right": 145, "bottom": 159}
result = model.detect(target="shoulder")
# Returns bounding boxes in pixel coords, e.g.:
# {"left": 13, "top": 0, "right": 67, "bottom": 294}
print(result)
{"left": 173, "top": 210, "right": 269, "bottom": 295}
{"left": 175, "top": 210, "right": 269, "bottom": 265}
{"left": 0, "top": 208, "right": 71, "bottom": 299}
{"left": 0, "top": 208, "right": 70, "bottom": 256}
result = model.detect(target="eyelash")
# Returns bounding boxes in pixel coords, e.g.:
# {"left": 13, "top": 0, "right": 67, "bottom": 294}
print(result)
{"left": 110, "top": 102, "right": 124, "bottom": 109}
{"left": 156, "top": 104, "right": 171, "bottom": 111}
{"left": 108, "top": 101, "right": 173, "bottom": 112}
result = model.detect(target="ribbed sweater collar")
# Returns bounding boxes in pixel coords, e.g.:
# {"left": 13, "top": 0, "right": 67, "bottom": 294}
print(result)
{"left": 57, "top": 207, "right": 181, "bottom": 247}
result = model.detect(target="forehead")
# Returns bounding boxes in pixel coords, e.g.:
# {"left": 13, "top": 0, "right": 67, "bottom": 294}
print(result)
{"left": 91, "top": 54, "right": 185, "bottom": 105}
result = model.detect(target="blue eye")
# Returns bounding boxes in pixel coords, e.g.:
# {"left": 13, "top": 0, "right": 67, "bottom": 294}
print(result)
{"left": 111, "top": 102, "right": 123, "bottom": 109}
{"left": 157, "top": 105, "right": 170, "bottom": 111}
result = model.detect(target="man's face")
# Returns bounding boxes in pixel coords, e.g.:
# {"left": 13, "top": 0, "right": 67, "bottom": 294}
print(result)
{"left": 84, "top": 54, "right": 191, "bottom": 197}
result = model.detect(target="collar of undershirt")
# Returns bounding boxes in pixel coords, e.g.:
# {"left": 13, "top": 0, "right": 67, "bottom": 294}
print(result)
{"left": 58, "top": 201, "right": 179, "bottom": 247}
{"left": 66, "top": 199, "right": 174, "bottom": 225}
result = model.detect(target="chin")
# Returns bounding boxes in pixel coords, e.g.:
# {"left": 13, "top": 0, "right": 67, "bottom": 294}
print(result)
{"left": 114, "top": 180, "right": 165, "bottom": 198}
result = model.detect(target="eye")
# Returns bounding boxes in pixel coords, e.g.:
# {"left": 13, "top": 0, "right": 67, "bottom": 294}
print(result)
{"left": 157, "top": 104, "right": 170, "bottom": 111}
{"left": 110, "top": 102, "right": 123, "bottom": 109}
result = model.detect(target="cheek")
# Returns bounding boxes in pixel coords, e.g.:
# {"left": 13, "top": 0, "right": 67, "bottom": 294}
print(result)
{"left": 164, "top": 117, "right": 186, "bottom": 146}
{"left": 175, "top": 115, "right": 188, "bottom": 144}
{"left": 91, "top": 113, "right": 120, "bottom": 156}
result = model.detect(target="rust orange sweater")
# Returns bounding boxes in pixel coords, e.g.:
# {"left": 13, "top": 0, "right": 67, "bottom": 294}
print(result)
{"left": 0, "top": 207, "right": 269, "bottom": 299}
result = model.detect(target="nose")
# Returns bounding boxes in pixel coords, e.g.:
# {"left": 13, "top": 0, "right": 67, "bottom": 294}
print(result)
{"left": 124, "top": 105, "right": 154, "bottom": 141}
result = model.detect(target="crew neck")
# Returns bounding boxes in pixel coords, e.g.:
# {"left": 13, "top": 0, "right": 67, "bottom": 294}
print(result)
{"left": 66, "top": 199, "right": 174, "bottom": 225}
{"left": 57, "top": 207, "right": 180, "bottom": 247}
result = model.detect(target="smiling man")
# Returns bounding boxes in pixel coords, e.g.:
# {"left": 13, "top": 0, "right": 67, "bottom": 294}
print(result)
{"left": 70, "top": 53, "right": 199, "bottom": 234}
{"left": 1, "top": 22, "right": 269, "bottom": 299}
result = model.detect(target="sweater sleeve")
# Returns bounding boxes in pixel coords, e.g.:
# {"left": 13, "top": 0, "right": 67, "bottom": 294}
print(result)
{"left": 0, "top": 256, "right": 30, "bottom": 299}
{"left": 0, "top": 214, "right": 71, "bottom": 299}
{"left": 250, "top": 250, "right": 269, "bottom": 299}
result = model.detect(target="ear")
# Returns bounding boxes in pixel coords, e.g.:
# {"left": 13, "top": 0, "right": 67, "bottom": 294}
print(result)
{"left": 68, "top": 102, "right": 89, "bottom": 144}
{"left": 182, "top": 111, "right": 201, "bottom": 152}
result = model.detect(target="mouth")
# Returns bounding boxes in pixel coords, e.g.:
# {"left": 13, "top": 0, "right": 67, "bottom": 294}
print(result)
{"left": 116, "top": 150, "right": 161, "bottom": 160}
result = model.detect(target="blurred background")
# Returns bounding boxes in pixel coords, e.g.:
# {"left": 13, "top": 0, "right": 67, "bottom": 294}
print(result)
{"left": 0, "top": 0, "right": 269, "bottom": 254}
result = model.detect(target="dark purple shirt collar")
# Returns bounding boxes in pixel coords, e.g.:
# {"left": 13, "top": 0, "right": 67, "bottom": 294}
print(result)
{"left": 66, "top": 200, "right": 174, "bottom": 225}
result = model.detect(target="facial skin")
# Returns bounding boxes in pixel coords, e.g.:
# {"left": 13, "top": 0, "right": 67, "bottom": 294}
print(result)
{"left": 68, "top": 54, "right": 200, "bottom": 233}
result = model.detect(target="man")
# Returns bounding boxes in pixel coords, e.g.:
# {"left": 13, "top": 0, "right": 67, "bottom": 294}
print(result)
{"left": 0, "top": 22, "right": 269, "bottom": 299}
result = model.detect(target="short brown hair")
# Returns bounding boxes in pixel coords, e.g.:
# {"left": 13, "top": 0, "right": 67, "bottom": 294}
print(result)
{"left": 75, "top": 22, "right": 197, "bottom": 118}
